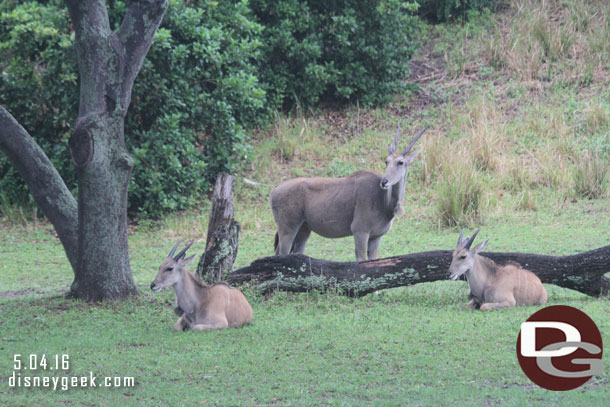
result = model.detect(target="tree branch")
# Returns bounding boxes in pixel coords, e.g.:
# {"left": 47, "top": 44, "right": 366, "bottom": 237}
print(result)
{"left": 0, "top": 106, "right": 79, "bottom": 271}
{"left": 117, "top": 0, "right": 168, "bottom": 110}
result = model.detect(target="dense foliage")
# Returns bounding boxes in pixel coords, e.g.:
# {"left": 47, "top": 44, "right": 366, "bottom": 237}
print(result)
{"left": 1, "top": 0, "right": 266, "bottom": 216}
{"left": 0, "top": 1, "right": 78, "bottom": 206}
{"left": 249, "top": 0, "right": 420, "bottom": 108}
{"left": 0, "top": 0, "right": 429, "bottom": 217}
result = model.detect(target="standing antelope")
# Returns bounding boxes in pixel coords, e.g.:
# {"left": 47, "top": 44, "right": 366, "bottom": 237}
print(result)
{"left": 150, "top": 241, "right": 253, "bottom": 330}
{"left": 448, "top": 229, "right": 547, "bottom": 311}
{"left": 271, "top": 126, "right": 427, "bottom": 262}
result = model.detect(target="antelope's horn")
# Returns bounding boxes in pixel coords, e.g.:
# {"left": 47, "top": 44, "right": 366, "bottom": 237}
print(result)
{"left": 168, "top": 240, "right": 181, "bottom": 258}
{"left": 464, "top": 229, "right": 480, "bottom": 249}
{"left": 401, "top": 126, "right": 428, "bottom": 155}
{"left": 173, "top": 240, "right": 194, "bottom": 261}
{"left": 393, "top": 125, "right": 400, "bottom": 152}
{"left": 457, "top": 230, "right": 464, "bottom": 247}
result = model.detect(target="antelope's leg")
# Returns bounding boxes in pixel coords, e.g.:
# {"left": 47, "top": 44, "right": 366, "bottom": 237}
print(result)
{"left": 292, "top": 224, "right": 312, "bottom": 254}
{"left": 367, "top": 236, "right": 382, "bottom": 260}
{"left": 173, "top": 316, "right": 186, "bottom": 331}
{"left": 480, "top": 298, "right": 516, "bottom": 311}
{"left": 191, "top": 318, "right": 229, "bottom": 331}
{"left": 277, "top": 226, "right": 301, "bottom": 255}
{"left": 353, "top": 232, "right": 370, "bottom": 262}
{"left": 465, "top": 299, "right": 477, "bottom": 310}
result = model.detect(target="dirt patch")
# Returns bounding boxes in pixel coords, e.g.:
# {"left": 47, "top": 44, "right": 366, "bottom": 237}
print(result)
{"left": 0, "top": 287, "right": 65, "bottom": 299}
{"left": 408, "top": 41, "right": 447, "bottom": 85}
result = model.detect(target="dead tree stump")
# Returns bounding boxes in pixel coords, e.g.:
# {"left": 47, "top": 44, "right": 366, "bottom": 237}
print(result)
{"left": 226, "top": 244, "right": 610, "bottom": 297}
{"left": 196, "top": 173, "right": 240, "bottom": 284}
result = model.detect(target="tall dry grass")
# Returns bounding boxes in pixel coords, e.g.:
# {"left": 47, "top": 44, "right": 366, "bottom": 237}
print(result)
{"left": 483, "top": 0, "right": 610, "bottom": 85}
{"left": 572, "top": 150, "right": 609, "bottom": 199}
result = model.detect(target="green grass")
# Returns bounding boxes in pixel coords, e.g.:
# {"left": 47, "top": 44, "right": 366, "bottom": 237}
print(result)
{"left": 1, "top": 284, "right": 608, "bottom": 406}
{"left": 2, "top": 0, "right": 610, "bottom": 405}
{"left": 1, "top": 197, "right": 609, "bottom": 406}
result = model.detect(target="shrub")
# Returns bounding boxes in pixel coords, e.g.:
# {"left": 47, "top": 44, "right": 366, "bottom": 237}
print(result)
{"left": 0, "top": 1, "right": 78, "bottom": 206}
{"left": 0, "top": 0, "right": 424, "bottom": 218}
{"left": 249, "top": 0, "right": 421, "bottom": 108}
{"left": 124, "top": 0, "right": 267, "bottom": 215}
{"left": 0, "top": 0, "right": 267, "bottom": 217}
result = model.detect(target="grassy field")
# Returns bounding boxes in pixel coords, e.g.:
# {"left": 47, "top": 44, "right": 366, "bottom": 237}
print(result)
{"left": 1, "top": 0, "right": 610, "bottom": 406}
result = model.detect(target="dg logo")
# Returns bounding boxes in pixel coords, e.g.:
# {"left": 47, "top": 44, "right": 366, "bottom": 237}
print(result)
{"left": 516, "top": 305, "right": 604, "bottom": 391}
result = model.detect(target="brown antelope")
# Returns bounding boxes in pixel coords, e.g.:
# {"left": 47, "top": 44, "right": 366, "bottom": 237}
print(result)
{"left": 448, "top": 229, "right": 547, "bottom": 310}
{"left": 150, "top": 241, "right": 253, "bottom": 330}
{"left": 271, "top": 126, "right": 427, "bottom": 262}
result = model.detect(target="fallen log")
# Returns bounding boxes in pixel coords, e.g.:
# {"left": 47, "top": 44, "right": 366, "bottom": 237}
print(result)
{"left": 226, "top": 245, "right": 610, "bottom": 297}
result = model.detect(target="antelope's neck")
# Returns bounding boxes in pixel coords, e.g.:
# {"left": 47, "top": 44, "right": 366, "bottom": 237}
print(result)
{"left": 174, "top": 270, "right": 205, "bottom": 315}
{"left": 466, "top": 255, "right": 489, "bottom": 297}
{"left": 385, "top": 175, "right": 406, "bottom": 218}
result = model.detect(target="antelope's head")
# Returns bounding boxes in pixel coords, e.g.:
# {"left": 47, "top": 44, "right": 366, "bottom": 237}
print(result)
{"left": 380, "top": 126, "right": 427, "bottom": 190}
{"left": 448, "top": 229, "right": 489, "bottom": 280}
{"left": 150, "top": 241, "right": 196, "bottom": 292}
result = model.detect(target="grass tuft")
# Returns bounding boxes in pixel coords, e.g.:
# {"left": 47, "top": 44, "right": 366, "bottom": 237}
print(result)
{"left": 572, "top": 150, "right": 609, "bottom": 199}
{"left": 435, "top": 160, "right": 483, "bottom": 227}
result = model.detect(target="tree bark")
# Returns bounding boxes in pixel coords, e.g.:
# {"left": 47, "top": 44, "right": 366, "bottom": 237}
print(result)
{"left": 196, "top": 173, "right": 240, "bottom": 284}
{"left": 226, "top": 245, "right": 610, "bottom": 297}
{"left": 62, "top": 0, "right": 168, "bottom": 301}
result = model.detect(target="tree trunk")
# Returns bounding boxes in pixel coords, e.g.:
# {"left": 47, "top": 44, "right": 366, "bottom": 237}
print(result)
{"left": 61, "top": 0, "right": 167, "bottom": 301}
{"left": 0, "top": 1, "right": 168, "bottom": 300}
{"left": 226, "top": 245, "right": 610, "bottom": 297}
{"left": 196, "top": 173, "right": 240, "bottom": 284}
{"left": 67, "top": 116, "right": 137, "bottom": 300}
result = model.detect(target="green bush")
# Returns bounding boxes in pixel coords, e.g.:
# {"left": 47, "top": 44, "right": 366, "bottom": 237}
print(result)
{"left": 123, "top": 0, "right": 266, "bottom": 215}
{"left": 417, "top": 0, "right": 499, "bottom": 22}
{"left": 0, "top": 1, "right": 78, "bottom": 205}
{"left": 0, "top": 0, "right": 423, "bottom": 218}
{"left": 250, "top": 0, "right": 421, "bottom": 108}
{"left": 0, "top": 0, "right": 266, "bottom": 217}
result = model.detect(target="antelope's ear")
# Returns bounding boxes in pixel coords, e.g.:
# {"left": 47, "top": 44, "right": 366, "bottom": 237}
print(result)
{"left": 403, "top": 148, "right": 420, "bottom": 163}
{"left": 473, "top": 239, "right": 489, "bottom": 254}
{"left": 180, "top": 254, "right": 197, "bottom": 266}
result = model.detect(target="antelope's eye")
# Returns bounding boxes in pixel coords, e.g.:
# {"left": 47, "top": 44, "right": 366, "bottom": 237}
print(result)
{"left": 459, "top": 255, "right": 466, "bottom": 260}
{"left": 165, "top": 267, "right": 174, "bottom": 272}
{"left": 397, "top": 161, "right": 404, "bottom": 166}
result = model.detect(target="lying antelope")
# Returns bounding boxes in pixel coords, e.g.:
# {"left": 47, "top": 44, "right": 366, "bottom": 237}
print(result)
{"left": 271, "top": 126, "right": 427, "bottom": 262}
{"left": 150, "top": 241, "right": 253, "bottom": 330}
{"left": 448, "top": 229, "right": 547, "bottom": 311}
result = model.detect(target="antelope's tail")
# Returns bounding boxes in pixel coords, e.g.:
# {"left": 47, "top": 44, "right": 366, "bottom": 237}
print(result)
{"left": 273, "top": 231, "right": 279, "bottom": 255}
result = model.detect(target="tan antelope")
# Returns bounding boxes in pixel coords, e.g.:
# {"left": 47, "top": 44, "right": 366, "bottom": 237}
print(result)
{"left": 271, "top": 126, "right": 427, "bottom": 262}
{"left": 150, "top": 241, "right": 253, "bottom": 330}
{"left": 448, "top": 229, "right": 547, "bottom": 310}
